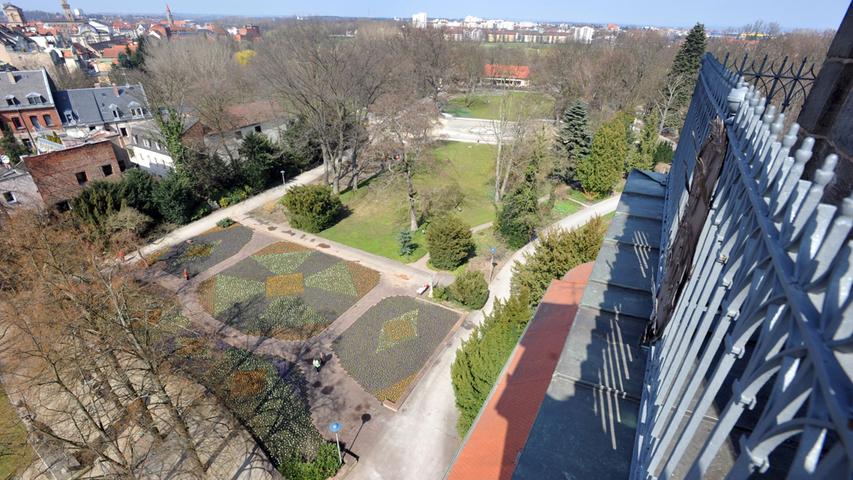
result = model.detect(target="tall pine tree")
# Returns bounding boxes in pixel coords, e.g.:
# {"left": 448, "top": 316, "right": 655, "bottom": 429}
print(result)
{"left": 658, "top": 23, "right": 707, "bottom": 133}
{"left": 576, "top": 114, "right": 629, "bottom": 196}
{"left": 497, "top": 158, "right": 541, "bottom": 249}
{"left": 552, "top": 100, "right": 592, "bottom": 184}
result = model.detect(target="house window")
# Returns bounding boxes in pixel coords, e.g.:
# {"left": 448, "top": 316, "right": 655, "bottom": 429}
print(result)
{"left": 27, "top": 95, "right": 42, "bottom": 105}
{"left": 153, "top": 141, "right": 161, "bottom": 150}
{"left": 133, "top": 134, "right": 139, "bottom": 144}
{"left": 235, "top": 130, "right": 243, "bottom": 140}
{"left": 29, "top": 116, "right": 40, "bottom": 129}
{"left": 2, "top": 191, "right": 16, "bottom": 204}
{"left": 55, "top": 200, "right": 70, "bottom": 212}
{"left": 75, "top": 171, "right": 88, "bottom": 185}
{"left": 131, "top": 107, "right": 143, "bottom": 117}
{"left": 120, "top": 127, "right": 127, "bottom": 136}
{"left": 5, "top": 98, "right": 14, "bottom": 106}
{"left": 43, "top": 115, "right": 54, "bottom": 127}
{"left": 254, "top": 125, "right": 262, "bottom": 133}
{"left": 21, "top": 138, "right": 32, "bottom": 149}
{"left": 11, "top": 117, "right": 22, "bottom": 129}
{"left": 143, "top": 138, "right": 151, "bottom": 148}
{"left": 101, "top": 164, "right": 113, "bottom": 176}
{"left": 64, "top": 112, "right": 74, "bottom": 123}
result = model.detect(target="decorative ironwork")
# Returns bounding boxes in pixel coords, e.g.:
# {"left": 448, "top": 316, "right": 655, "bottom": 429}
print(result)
{"left": 632, "top": 54, "right": 852, "bottom": 479}
{"left": 722, "top": 53, "right": 818, "bottom": 113}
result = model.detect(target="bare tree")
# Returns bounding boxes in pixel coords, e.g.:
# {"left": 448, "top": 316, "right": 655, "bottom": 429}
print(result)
{"left": 257, "top": 23, "right": 394, "bottom": 193}
{"left": 371, "top": 92, "right": 439, "bottom": 230}
{"left": 655, "top": 73, "right": 688, "bottom": 136}
{"left": 451, "top": 42, "right": 486, "bottom": 107}
{"left": 400, "top": 26, "right": 453, "bottom": 105}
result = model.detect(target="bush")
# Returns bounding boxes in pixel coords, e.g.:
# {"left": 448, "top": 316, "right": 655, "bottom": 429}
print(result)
{"left": 418, "top": 183, "right": 465, "bottom": 220}
{"left": 281, "top": 185, "right": 344, "bottom": 233}
{"left": 120, "top": 168, "right": 158, "bottom": 217}
{"left": 451, "top": 290, "right": 531, "bottom": 435}
{"left": 654, "top": 142, "right": 674, "bottom": 165}
{"left": 105, "top": 206, "right": 153, "bottom": 236}
{"left": 576, "top": 114, "right": 629, "bottom": 196}
{"left": 432, "top": 284, "right": 450, "bottom": 301}
{"left": 218, "top": 186, "right": 252, "bottom": 208}
{"left": 449, "top": 270, "right": 489, "bottom": 309}
{"left": 512, "top": 216, "right": 607, "bottom": 305}
{"left": 425, "top": 215, "right": 474, "bottom": 270}
{"left": 216, "top": 217, "right": 235, "bottom": 228}
{"left": 72, "top": 181, "right": 123, "bottom": 228}
{"left": 280, "top": 442, "right": 340, "bottom": 480}
{"left": 154, "top": 173, "right": 204, "bottom": 225}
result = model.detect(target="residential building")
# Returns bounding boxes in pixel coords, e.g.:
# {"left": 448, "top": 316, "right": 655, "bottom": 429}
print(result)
{"left": 54, "top": 83, "right": 151, "bottom": 140}
{"left": 127, "top": 119, "right": 174, "bottom": 177}
{"left": 3, "top": 3, "right": 24, "bottom": 26}
{"left": 0, "top": 25, "right": 61, "bottom": 70}
{"left": 0, "top": 69, "right": 62, "bottom": 149}
{"left": 0, "top": 166, "right": 44, "bottom": 211}
{"left": 23, "top": 138, "right": 122, "bottom": 208}
{"left": 572, "top": 25, "right": 594, "bottom": 43}
{"left": 483, "top": 64, "right": 530, "bottom": 88}
{"left": 183, "top": 100, "right": 289, "bottom": 158}
{"left": 412, "top": 12, "right": 428, "bottom": 29}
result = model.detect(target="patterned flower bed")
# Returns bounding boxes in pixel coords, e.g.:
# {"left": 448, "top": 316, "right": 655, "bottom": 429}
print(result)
{"left": 333, "top": 296, "right": 460, "bottom": 403}
{"left": 157, "top": 224, "right": 254, "bottom": 276}
{"left": 198, "top": 241, "right": 380, "bottom": 340}
{"left": 165, "top": 317, "right": 325, "bottom": 468}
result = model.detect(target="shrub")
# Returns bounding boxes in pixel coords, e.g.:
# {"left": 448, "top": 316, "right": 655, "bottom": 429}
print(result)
{"left": 449, "top": 270, "right": 489, "bottom": 309}
{"left": 426, "top": 215, "right": 474, "bottom": 270}
{"left": 120, "top": 168, "right": 158, "bottom": 217}
{"left": 451, "top": 290, "right": 531, "bottom": 435}
{"left": 72, "top": 181, "right": 123, "bottom": 228}
{"left": 154, "top": 173, "right": 204, "bottom": 225}
{"left": 216, "top": 217, "right": 235, "bottom": 228}
{"left": 418, "top": 183, "right": 465, "bottom": 220}
{"left": 397, "top": 230, "right": 416, "bottom": 257}
{"left": 654, "top": 142, "right": 674, "bottom": 165}
{"left": 281, "top": 185, "right": 344, "bottom": 233}
{"left": 280, "top": 442, "right": 339, "bottom": 480}
{"left": 218, "top": 187, "right": 251, "bottom": 208}
{"left": 105, "top": 206, "right": 153, "bottom": 236}
{"left": 432, "top": 284, "right": 450, "bottom": 301}
{"left": 512, "top": 216, "right": 607, "bottom": 305}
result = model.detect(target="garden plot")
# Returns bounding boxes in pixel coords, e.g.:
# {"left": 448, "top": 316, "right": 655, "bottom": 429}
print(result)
{"left": 156, "top": 224, "right": 254, "bottom": 276}
{"left": 333, "top": 296, "right": 461, "bottom": 404}
{"left": 198, "top": 241, "right": 380, "bottom": 340}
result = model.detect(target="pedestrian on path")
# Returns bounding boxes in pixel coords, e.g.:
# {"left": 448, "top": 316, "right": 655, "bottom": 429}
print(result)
{"left": 183, "top": 268, "right": 190, "bottom": 281}
{"left": 312, "top": 357, "right": 322, "bottom": 372}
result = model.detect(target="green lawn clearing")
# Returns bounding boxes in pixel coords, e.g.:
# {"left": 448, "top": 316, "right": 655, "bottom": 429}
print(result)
{"left": 0, "top": 389, "right": 33, "bottom": 478}
{"left": 320, "top": 142, "right": 497, "bottom": 262}
{"left": 443, "top": 91, "right": 555, "bottom": 120}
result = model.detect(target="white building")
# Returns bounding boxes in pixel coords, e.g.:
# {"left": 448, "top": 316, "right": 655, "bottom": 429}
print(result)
{"left": 412, "top": 12, "right": 427, "bottom": 29}
{"left": 573, "top": 26, "right": 594, "bottom": 44}
{"left": 127, "top": 120, "right": 174, "bottom": 177}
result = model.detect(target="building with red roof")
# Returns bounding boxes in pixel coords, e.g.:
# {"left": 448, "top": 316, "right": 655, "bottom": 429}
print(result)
{"left": 483, "top": 64, "right": 530, "bottom": 88}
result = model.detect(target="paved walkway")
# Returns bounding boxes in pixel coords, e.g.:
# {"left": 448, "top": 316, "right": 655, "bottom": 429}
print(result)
{"left": 344, "top": 194, "right": 620, "bottom": 480}
{"left": 128, "top": 165, "right": 325, "bottom": 263}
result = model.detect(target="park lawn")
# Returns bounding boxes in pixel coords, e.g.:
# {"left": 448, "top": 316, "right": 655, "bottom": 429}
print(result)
{"left": 320, "top": 142, "right": 497, "bottom": 262}
{"left": 444, "top": 91, "right": 555, "bottom": 120}
{"left": 0, "top": 389, "right": 33, "bottom": 478}
{"left": 552, "top": 198, "right": 583, "bottom": 217}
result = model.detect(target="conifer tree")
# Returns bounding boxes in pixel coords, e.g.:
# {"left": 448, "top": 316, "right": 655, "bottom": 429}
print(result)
{"left": 658, "top": 23, "right": 707, "bottom": 133}
{"left": 552, "top": 100, "right": 592, "bottom": 183}
{"left": 576, "top": 114, "right": 628, "bottom": 196}
{"left": 496, "top": 163, "right": 540, "bottom": 248}
{"left": 626, "top": 111, "right": 659, "bottom": 172}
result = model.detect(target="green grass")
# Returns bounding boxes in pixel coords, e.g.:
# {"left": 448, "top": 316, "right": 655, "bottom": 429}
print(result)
{"left": 0, "top": 389, "right": 33, "bottom": 478}
{"left": 552, "top": 199, "right": 582, "bottom": 217}
{"left": 443, "top": 91, "right": 555, "bottom": 120}
{"left": 320, "top": 142, "right": 497, "bottom": 262}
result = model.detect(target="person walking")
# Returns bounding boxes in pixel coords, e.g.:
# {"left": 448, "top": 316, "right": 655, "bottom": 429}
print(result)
{"left": 312, "top": 357, "right": 322, "bottom": 372}
{"left": 183, "top": 268, "right": 190, "bottom": 281}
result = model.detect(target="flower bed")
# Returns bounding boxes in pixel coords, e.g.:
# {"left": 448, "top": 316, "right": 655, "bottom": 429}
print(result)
{"left": 157, "top": 224, "right": 254, "bottom": 276}
{"left": 333, "top": 296, "right": 460, "bottom": 404}
{"left": 198, "top": 241, "right": 380, "bottom": 340}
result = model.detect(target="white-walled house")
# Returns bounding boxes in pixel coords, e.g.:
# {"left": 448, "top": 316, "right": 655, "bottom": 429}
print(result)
{"left": 127, "top": 120, "right": 173, "bottom": 177}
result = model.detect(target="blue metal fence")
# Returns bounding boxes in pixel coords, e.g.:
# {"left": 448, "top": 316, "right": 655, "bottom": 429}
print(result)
{"left": 632, "top": 54, "right": 852, "bottom": 479}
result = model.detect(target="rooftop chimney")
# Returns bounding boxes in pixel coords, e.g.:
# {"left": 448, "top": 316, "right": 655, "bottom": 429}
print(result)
{"left": 112, "top": 84, "right": 120, "bottom": 96}
{"left": 7, "top": 71, "right": 16, "bottom": 83}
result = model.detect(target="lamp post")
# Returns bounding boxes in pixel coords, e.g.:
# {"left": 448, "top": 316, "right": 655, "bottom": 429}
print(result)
{"left": 328, "top": 422, "right": 342, "bottom": 465}
{"left": 280, "top": 170, "right": 286, "bottom": 186}
{"left": 489, "top": 246, "right": 497, "bottom": 281}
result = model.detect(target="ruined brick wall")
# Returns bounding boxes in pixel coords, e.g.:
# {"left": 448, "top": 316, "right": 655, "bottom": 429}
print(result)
{"left": 24, "top": 140, "right": 122, "bottom": 206}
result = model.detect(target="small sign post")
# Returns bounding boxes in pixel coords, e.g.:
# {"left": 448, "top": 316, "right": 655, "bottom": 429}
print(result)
{"left": 329, "top": 422, "right": 343, "bottom": 465}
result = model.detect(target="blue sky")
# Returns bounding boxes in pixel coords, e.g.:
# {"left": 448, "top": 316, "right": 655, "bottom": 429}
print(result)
{"left": 26, "top": 0, "right": 849, "bottom": 30}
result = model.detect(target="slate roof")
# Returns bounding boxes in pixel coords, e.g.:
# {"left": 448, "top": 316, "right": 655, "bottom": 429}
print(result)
{"left": 512, "top": 170, "right": 666, "bottom": 480}
{"left": 0, "top": 69, "right": 55, "bottom": 112}
{"left": 54, "top": 84, "right": 151, "bottom": 127}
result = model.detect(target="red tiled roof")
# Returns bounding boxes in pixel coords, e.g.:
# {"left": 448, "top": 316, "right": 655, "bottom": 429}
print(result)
{"left": 447, "top": 262, "right": 594, "bottom": 480}
{"left": 484, "top": 64, "right": 530, "bottom": 80}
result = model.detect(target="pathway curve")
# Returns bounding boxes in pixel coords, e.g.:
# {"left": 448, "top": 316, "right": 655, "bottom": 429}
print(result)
{"left": 344, "top": 194, "right": 620, "bottom": 480}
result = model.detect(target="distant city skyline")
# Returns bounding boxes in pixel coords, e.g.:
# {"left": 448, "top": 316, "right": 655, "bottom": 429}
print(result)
{"left": 22, "top": 0, "right": 848, "bottom": 30}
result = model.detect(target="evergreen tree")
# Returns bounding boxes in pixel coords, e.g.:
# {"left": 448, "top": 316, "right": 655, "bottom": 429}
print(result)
{"left": 626, "top": 111, "right": 659, "bottom": 172}
{"left": 659, "top": 23, "right": 707, "bottom": 132}
{"left": 71, "top": 181, "right": 124, "bottom": 229}
{"left": 0, "top": 127, "right": 29, "bottom": 163}
{"left": 120, "top": 168, "right": 159, "bottom": 218}
{"left": 552, "top": 100, "right": 592, "bottom": 184}
{"left": 238, "top": 132, "right": 284, "bottom": 192}
{"left": 425, "top": 214, "right": 474, "bottom": 270}
{"left": 576, "top": 114, "right": 629, "bottom": 196}
{"left": 496, "top": 163, "right": 540, "bottom": 248}
{"left": 153, "top": 173, "right": 204, "bottom": 225}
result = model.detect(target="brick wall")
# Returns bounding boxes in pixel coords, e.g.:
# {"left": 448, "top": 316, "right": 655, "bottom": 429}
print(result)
{"left": 24, "top": 140, "right": 123, "bottom": 207}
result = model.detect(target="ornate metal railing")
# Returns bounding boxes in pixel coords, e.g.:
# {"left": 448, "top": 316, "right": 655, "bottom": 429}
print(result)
{"left": 721, "top": 53, "right": 818, "bottom": 114}
{"left": 633, "top": 54, "right": 852, "bottom": 479}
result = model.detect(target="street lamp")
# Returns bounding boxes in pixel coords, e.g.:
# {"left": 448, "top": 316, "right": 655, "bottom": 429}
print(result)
{"left": 280, "top": 170, "right": 286, "bottom": 185}
{"left": 328, "top": 422, "right": 343, "bottom": 465}
{"left": 489, "top": 246, "right": 497, "bottom": 281}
